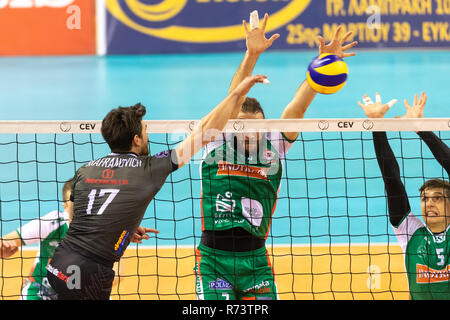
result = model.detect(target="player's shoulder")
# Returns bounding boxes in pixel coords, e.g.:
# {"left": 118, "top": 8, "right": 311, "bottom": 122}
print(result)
{"left": 394, "top": 212, "right": 426, "bottom": 234}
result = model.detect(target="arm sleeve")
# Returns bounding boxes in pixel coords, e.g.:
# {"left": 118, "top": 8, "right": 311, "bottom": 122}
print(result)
{"left": 146, "top": 149, "right": 178, "bottom": 180}
{"left": 417, "top": 131, "right": 450, "bottom": 177}
{"left": 267, "top": 132, "right": 295, "bottom": 160}
{"left": 16, "top": 211, "right": 63, "bottom": 246}
{"left": 372, "top": 132, "right": 411, "bottom": 227}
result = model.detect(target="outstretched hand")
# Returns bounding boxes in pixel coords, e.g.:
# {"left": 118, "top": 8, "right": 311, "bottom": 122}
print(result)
{"left": 231, "top": 74, "right": 268, "bottom": 97}
{"left": 358, "top": 93, "right": 398, "bottom": 118}
{"left": 243, "top": 13, "right": 280, "bottom": 56}
{"left": 317, "top": 25, "right": 358, "bottom": 59}
{"left": 396, "top": 92, "right": 427, "bottom": 119}
{"left": 130, "top": 226, "right": 159, "bottom": 244}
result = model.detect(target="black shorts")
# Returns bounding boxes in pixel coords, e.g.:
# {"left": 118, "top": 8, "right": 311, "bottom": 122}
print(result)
{"left": 47, "top": 242, "right": 115, "bottom": 300}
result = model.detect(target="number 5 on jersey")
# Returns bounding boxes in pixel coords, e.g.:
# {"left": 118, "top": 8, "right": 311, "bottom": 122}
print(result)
{"left": 86, "top": 189, "right": 120, "bottom": 215}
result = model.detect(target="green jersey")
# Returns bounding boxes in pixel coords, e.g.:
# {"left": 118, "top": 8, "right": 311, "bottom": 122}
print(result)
{"left": 16, "top": 210, "right": 69, "bottom": 300}
{"left": 200, "top": 132, "right": 293, "bottom": 239}
{"left": 394, "top": 213, "right": 450, "bottom": 300}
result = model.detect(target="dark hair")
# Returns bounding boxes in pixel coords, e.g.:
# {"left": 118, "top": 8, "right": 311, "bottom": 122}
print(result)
{"left": 62, "top": 178, "right": 73, "bottom": 202}
{"left": 101, "top": 103, "right": 147, "bottom": 152}
{"left": 419, "top": 179, "right": 450, "bottom": 199}
{"left": 242, "top": 97, "right": 265, "bottom": 118}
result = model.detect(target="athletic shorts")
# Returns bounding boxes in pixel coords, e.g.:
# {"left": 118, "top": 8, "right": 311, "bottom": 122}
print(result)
{"left": 194, "top": 243, "right": 278, "bottom": 300}
{"left": 47, "top": 243, "right": 115, "bottom": 300}
{"left": 21, "top": 280, "right": 57, "bottom": 300}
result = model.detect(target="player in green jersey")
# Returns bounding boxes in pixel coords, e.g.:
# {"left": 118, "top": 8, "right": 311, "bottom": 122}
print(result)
{"left": 0, "top": 179, "right": 158, "bottom": 300}
{"left": 0, "top": 179, "right": 74, "bottom": 300}
{"left": 194, "top": 13, "right": 358, "bottom": 300}
{"left": 359, "top": 91, "right": 450, "bottom": 299}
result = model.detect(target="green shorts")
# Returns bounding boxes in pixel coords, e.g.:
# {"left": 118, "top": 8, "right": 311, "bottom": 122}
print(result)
{"left": 194, "top": 243, "right": 278, "bottom": 300}
{"left": 21, "top": 279, "right": 57, "bottom": 300}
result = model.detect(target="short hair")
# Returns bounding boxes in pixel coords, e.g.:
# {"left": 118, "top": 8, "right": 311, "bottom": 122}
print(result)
{"left": 419, "top": 179, "right": 450, "bottom": 200}
{"left": 101, "top": 103, "right": 147, "bottom": 152}
{"left": 62, "top": 178, "right": 73, "bottom": 202}
{"left": 242, "top": 97, "right": 265, "bottom": 118}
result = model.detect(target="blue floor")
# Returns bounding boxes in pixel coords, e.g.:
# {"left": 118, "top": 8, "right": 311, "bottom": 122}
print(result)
{"left": 0, "top": 50, "right": 449, "bottom": 246}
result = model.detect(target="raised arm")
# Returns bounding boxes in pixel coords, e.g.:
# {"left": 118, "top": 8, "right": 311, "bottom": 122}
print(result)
{"left": 228, "top": 13, "right": 279, "bottom": 104}
{"left": 281, "top": 26, "right": 358, "bottom": 142}
{"left": 417, "top": 132, "right": 450, "bottom": 176}
{"left": 358, "top": 93, "right": 410, "bottom": 227}
{"left": 397, "top": 92, "right": 450, "bottom": 176}
{"left": 175, "top": 75, "right": 268, "bottom": 168}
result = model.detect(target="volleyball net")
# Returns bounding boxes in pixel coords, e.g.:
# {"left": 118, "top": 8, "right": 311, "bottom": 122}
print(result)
{"left": 0, "top": 118, "right": 449, "bottom": 300}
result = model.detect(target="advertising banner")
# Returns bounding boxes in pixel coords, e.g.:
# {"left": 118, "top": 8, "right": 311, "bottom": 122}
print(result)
{"left": 0, "top": 0, "right": 96, "bottom": 56}
{"left": 105, "top": 0, "right": 450, "bottom": 54}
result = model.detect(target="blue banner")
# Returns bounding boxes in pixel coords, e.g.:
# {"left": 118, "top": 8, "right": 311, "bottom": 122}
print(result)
{"left": 105, "top": 0, "right": 450, "bottom": 54}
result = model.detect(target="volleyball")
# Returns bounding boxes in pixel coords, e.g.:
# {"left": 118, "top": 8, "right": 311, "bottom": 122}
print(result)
{"left": 306, "top": 53, "right": 348, "bottom": 94}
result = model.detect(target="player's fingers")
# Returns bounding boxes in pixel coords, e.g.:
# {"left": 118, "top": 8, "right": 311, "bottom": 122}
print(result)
{"left": 414, "top": 94, "right": 418, "bottom": 106}
{"left": 252, "top": 74, "right": 268, "bottom": 82}
{"left": 316, "top": 35, "right": 325, "bottom": 49}
{"left": 404, "top": 99, "right": 411, "bottom": 109}
{"left": 342, "top": 41, "right": 358, "bottom": 51}
{"left": 387, "top": 99, "right": 398, "bottom": 108}
{"left": 341, "top": 31, "right": 353, "bottom": 44}
{"left": 419, "top": 92, "right": 427, "bottom": 107}
{"left": 143, "top": 228, "right": 159, "bottom": 234}
{"left": 267, "top": 33, "right": 280, "bottom": 46}
{"left": 375, "top": 93, "right": 382, "bottom": 104}
{"left": 357, "top": 101, "right": 365, "bottom": 109}
{"left": 242, "top": 20, "right": 249, "bottom": 34}
{"left": 333, "top": 25, "right": 342, "bottom": 42}
{"left": 342, "top": 52, "right": 357, "bottom": 58}
{"left": 421, "top": 92, "right": 427, "bottom": 108}
{"left": 362, "top": 95, "right": 374, "bottom": 106}
{"left": 261, "top": 13, "right": 269, "bottom": 31}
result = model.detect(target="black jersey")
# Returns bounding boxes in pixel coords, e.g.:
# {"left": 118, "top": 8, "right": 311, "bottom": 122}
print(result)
{"left": 62, "top": 150, "right": 177, "bottom": 263}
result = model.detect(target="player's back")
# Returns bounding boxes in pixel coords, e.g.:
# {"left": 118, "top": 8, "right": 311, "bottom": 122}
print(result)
{"left": 63, "top": 151, "right": 176, "bottom": 263}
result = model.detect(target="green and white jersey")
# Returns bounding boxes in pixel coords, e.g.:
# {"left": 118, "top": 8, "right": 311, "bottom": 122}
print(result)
{"left": 200, "top": 132, "right": 294, "bottom": 239}
{"left": 16, "top": 210, "right": 69, "bottom": 298}
{"left": 394, "top": 213, "right": 450, "bottom": 300}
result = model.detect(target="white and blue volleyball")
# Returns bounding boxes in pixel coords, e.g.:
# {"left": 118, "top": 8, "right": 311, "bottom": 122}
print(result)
{"left": 306, "top": 53, "right": 348, "bottom": 94}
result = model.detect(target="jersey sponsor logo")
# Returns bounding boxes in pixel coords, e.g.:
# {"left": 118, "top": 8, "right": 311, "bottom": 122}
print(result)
{"left": 46, "top": 264, "right": 69, "bottom": 283}
{"left": 85, "top": 178, "right": 128, "bottom": 185}
{"left": 154, "top": 150, "right": 170, "bottom": 158}
{"left": 209, "top": 278, "right": 232, "bottom": 290}
{"left": 416, "top": 264, "right": 450, "bottom": 284}
{"left": 87, "top": 169, "right": 127, "bottom": 185}
{"left": 217, "top": 161, "right": 269, "bottom": 181}
{"left": 433, "top": 234, "right": 446, "bottom": 244}
{"left": 102, "top": 169, "right": 114, "bottom": 179}
{"left": 243, "top": 280, "right": 271, "bottom": 295}
{"left": 241, "top": 198, "right": 264, "bottom": 227}
{"left": 215, "top": 192, "right": 235, "bottom": 213}
{"left": 114, "top": 230, "right": 130, "bottom": 253}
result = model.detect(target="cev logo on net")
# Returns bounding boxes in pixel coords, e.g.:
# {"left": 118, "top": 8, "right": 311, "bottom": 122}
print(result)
{"left": 106, "top": 0, "right": 312, "bottom": 43}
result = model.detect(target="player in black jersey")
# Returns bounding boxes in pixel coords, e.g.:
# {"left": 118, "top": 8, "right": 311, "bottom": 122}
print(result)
{"left": 47, "top": 75, "right": 269, "bottom": 300}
